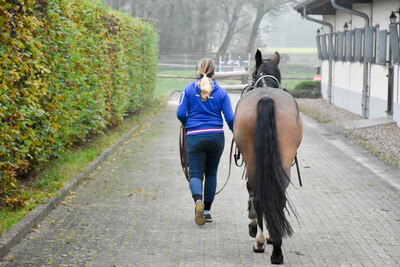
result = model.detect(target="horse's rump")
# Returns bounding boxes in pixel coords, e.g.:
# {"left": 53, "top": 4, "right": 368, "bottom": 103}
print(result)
{"left": 234, "top": 88, "right": 302, "bottom": 172}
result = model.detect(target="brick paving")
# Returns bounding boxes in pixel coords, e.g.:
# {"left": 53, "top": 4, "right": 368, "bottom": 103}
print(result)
{"left": 1, "top": 92, "right": 400, "bottom": 266}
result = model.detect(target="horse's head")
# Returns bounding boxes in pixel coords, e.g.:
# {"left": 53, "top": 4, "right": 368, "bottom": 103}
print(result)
{"left": 252, "top": 49, "right": 281, "bottom": 89}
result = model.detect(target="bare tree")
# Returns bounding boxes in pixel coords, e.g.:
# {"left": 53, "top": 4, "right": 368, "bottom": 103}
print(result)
{"left": 102, "top": 0, "right": 299, "bottom": 54}
{"left": 177, "top": 0, "right": 194, "bottom": 52}
{"left": 217, "top": 1, "right": 244, "bottom": 54}
{"left": 246, "top": 0, "right": 297, "bottom": 54}
{"left": 192, "top": 0, "right": 216, "bottom": 53}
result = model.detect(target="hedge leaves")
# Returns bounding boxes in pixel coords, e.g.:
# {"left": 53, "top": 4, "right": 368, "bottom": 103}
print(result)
{"left": 0, "top": 0, "right": 158, "bottom": 198}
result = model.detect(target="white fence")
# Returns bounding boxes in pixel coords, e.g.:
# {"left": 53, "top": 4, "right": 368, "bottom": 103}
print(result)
{"left": 157, "top": 53, "right": 320, "bottom": 91}
{"left": 158, "top": 53, "right": 252, "bottom": 72}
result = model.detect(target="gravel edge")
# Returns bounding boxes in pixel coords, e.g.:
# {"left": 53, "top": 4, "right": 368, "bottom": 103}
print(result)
{"left": 296, "top": 98, "right": 400, "bottom": 169}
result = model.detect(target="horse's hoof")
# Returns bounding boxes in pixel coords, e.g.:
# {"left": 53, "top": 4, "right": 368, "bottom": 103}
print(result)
{"left": 271, "top": 254, "right": 284, "bottom": 264}
{"left": 248, "top": 221, "right": 257, "bottom": 238}
{"left": 253, "top": 242, "right": 265, "bottom": 253}
{"left": 271, "top": 249, "right": 284, "bottom": 264}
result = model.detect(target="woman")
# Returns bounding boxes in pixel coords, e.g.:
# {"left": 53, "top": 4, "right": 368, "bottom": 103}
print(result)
{"left": 177, "top": 58, "right": 234, "bottom": 226}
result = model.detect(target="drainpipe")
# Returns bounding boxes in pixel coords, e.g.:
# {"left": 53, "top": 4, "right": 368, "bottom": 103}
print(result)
{"left": 331, "top": 0, "right": 370, "bottom": 119}
{"left": 302, "top": 6, "right": 333, "bottom": 104}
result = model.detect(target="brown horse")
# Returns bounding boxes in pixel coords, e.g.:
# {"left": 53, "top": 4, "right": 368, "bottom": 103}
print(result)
{"left": 233, "top": 50, "right": 303, "bottom": 264}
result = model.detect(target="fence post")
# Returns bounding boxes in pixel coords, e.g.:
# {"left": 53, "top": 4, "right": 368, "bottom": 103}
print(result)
{"left": 247, "top": 53, "right": 251, "bottom": 71}
{"left": 184, "top": 54, "right": 187, "bottom": 70}
{"left": 218, "top": 55, "right": 222, "bottom": 72}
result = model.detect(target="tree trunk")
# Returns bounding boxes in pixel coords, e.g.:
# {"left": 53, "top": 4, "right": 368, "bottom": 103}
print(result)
{"left": 246, "top": 1, "right": 265, "bottom": 54}
{"left": 218, "top": 2, "right": 243, "bottom": 54}
{"left": 177, "top": 0, "right": 194, "bottom": 52}
{"left": 193, "top": 5, "right": 209, "bottom": 53}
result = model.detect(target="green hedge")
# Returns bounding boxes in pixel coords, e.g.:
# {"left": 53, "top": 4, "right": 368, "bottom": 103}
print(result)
{"left": 0, "top": 0, "right": 158, "bottom": 197}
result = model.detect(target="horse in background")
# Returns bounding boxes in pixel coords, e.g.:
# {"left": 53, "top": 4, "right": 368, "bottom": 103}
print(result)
{"left": 233, "top": 49, "right": 303, "bottom": 264}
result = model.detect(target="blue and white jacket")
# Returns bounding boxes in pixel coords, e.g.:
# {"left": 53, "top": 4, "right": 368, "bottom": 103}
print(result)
{"left": 176, "top": 79, "right": 234, "bottom": 135}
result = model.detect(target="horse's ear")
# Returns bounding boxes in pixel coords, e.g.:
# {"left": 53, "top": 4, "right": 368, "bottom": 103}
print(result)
{"left": 255, "top": 49, "right": 263, "bottom": 69}
{"left": 272, "top": 51, "right": 280, "bottom": 65}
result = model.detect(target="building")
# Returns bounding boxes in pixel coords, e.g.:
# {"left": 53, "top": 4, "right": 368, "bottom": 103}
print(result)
{"left": 294, "top": 0, "right": 400, "bottom": 126}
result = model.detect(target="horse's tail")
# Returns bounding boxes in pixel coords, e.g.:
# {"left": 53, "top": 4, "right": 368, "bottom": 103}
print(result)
{"left": 254, "top": 97, "right": 293, "bottom": 241}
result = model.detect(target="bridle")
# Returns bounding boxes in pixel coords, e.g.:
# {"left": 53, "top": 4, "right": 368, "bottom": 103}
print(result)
{"left": 254, "top": 74, "right": 281, "bottom": 89}
{"left": 241, "top": 71, "right": 282, "bottom": 97}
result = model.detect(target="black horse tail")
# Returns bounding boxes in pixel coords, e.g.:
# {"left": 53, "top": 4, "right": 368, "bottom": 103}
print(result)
{"left": 254, "top": 97, "right": 293, "bottom": 242}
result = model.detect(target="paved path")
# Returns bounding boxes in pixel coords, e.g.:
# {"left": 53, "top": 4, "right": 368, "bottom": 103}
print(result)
{"left": 2, "top": 92, "right": 400, "bottom": 266}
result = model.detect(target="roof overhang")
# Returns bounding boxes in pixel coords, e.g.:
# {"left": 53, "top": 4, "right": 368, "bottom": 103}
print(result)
{"left": 293, "top": 0, "right": 372, "bottom": 16}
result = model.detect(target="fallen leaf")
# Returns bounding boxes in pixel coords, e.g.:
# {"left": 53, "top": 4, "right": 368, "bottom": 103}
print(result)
{"left": 3, "top": 256, "right": 13, "bottom": 261}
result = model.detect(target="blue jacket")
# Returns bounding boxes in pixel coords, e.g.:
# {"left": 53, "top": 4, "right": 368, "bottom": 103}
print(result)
{"left": 176, "top": 80, "right": 234, "bottom": 135}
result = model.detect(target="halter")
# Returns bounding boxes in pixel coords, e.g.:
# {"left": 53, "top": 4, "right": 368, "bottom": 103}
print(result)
{"left": 241, "top": 73, "right": 282, "bottom": 97}
{"left": 254, "top": 74, "right": 281, "bottom": 89}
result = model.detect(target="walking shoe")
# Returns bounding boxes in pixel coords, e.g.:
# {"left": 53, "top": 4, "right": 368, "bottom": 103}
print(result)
{"left": 195, "top": 201, "right": 206, "bottom": 225}
{"left": 205, "top": 213, "right": 212, "bottom": 222}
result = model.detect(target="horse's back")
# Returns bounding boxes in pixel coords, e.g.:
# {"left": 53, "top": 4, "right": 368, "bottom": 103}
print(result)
{"left": 236, "top": 87, "right": 299, "bottom": 117}
{"left": 234, "top": 87, "right": 301, "bottom": 136}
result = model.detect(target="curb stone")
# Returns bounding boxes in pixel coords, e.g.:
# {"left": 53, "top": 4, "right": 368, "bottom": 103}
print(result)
{"left": 0, "top": 101, "right": 165, "bottom": 260}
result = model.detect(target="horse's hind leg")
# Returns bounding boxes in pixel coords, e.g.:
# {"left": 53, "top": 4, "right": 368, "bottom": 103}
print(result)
{"left": 248, "top": 197, "right": 257, "bottom": 238}
{"left": 271, "top": 239, "right": 284, "bottom": 264}
{"left": 247, "top": 183, "right": 257, "bottom": 238}
{"left": 253, "top": 213, "right": 265, "bottom": 253}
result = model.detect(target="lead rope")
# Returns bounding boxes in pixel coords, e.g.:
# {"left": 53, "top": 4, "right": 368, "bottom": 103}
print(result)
{"left": 179, "top": 125, "right": 190, "bottom": 182}
{"left": 294, "top": 154, "right": 302, "bottom": 187}
{"left": 215, "top": 138, "right": 234, "bottom": 195}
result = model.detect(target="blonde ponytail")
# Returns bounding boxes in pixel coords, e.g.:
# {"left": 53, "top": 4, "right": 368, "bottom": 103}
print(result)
{"left": 200, "top": 76, "right": 212, "bottom": 101}
{"left": 197, "top": 58, "right": 215, "bottom": 102}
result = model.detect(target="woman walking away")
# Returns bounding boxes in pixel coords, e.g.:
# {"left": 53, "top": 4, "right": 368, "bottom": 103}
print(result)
{"left": 176, "top": 58, "right": 234, "bottom": 226}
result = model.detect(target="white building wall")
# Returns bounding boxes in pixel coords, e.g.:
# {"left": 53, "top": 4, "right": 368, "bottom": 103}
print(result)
{"left": 370, "top": 65, "right": 389, "bottom": 100}
{"left": 394, "top": 65, "right": 400, "bottom": 125}
{"left": 396, "top": 65, "right": 400, "bottom": 104}
{"left": 319, "top": 0, "right": 400, "bottom": 126}
{"left": 321, "top": 60, "right": 330, "bottom": 100}
{"left": 372, "top": 1, "right": 399, "bottom": 31}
